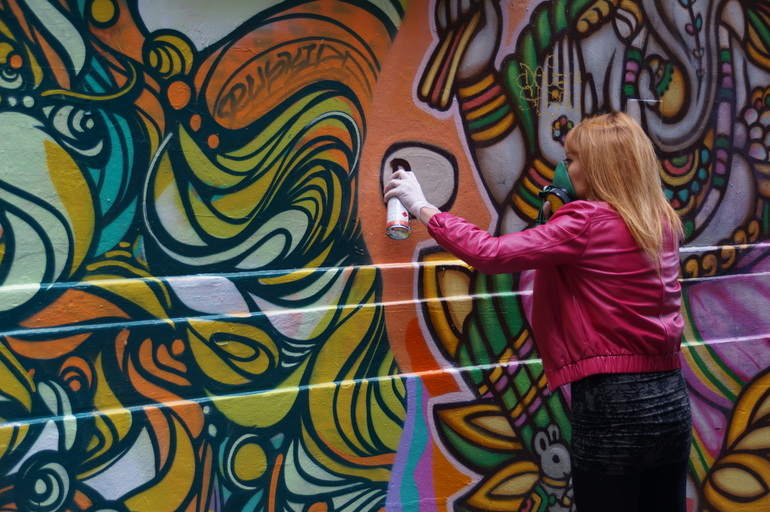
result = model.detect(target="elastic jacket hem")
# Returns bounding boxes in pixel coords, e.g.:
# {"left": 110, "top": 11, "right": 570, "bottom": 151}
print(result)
{"left": 547, "top": 353, "right": 682, "bottom": 390}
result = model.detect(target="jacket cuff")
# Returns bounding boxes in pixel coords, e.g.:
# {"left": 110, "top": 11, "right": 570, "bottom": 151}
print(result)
{"left": 426, "top": 211, "right": 452, "bottom": 236}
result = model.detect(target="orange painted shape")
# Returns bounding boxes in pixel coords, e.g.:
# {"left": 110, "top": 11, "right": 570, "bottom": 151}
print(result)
{"left": 144, "top": 406, "right": 172, "bottom": 467}
{"left": 167, "top": 80, "right": 191, "bottom": 110}
{"left": 61, "top": 356, "right": 93, "bottom": 388}
{"left": 20, "top": 289, "right": 129, "bottom": 329}
{"left": 268, "top": 453, "right": 284, "bottom": 512}
{"left": 135, "top": 339, "right": 191, "bottom": 388}
{"left": 139, "top": 338, "right": 189, "bottom": 386}
{"left": 5, "top": 333, "right": 90, "bottom": 359}
{"left": 201, "top": 1, "right": 390, "bottom": 130}
{"left": 171, "top": 338, "right": 185, "bottom": 356}
{"left": 8, "top": 53, "right": 22, "bottom": 69}
{"left": 156, "top": 342, "right": 186, "bottom": 372}
{"left": 193, "top": 442, "right": 215, "bottom": 512}
{"left": 64, "top": 376, "right": 82, "bottom": 392}
{"left": 405, "top": 319, "right": 460, "bottom": 397}
{"left": 89, "top": 0, "right": 146, "bottom": 62}
{"left": 128, "top": 357, "right": 203, "bottom": 438}
{"left": 432, "top": 439, "right": 473, "bottom": 512}
{"left": 208, "top": 134, "right": 220, "bottom": 149}
{"left": 190, "top": 114, "right": 202, "bottom": 132}
{"left": 72, "top": 489, "right": 94, "bottom": 511}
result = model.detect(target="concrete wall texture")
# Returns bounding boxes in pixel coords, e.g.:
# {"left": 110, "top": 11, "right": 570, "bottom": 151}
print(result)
{"left": 0, "top": 0, "right": 768, "bottom": 511}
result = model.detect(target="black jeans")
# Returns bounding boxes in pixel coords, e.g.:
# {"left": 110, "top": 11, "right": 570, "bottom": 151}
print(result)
{"left": 570, "top": 370, "right": 692, "bottom": 511}
{"left": 570, "top": 370, "right": 692, "bottom": 473}
{"left": 572, "top": 459, "right": 689, "bottom": 512}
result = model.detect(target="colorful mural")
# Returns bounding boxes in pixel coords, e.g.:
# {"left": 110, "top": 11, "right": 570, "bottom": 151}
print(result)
{"left": 0, "top": 1, "right": 769, "bottom": 512}
{"left": 381, "top": 1, "right": 770, "bottom": 510}
{"left": 0, "top": 1, "right": 405, "bottom": 511}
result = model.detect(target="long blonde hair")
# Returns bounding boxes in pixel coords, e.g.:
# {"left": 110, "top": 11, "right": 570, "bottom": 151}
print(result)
{"left": 564, "top": 112, "right": 683, "bottom": 266}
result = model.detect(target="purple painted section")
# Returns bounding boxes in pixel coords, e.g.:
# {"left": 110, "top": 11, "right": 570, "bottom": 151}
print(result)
{"left": 387, "top": 378, "right": 440, "bottom": 512}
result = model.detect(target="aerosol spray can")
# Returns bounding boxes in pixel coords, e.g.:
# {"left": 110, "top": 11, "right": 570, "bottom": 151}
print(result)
{"left": 385, "top": 159, "right": 411, "bottom": 240}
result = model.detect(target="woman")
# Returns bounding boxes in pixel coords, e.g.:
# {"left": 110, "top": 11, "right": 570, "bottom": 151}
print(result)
{"left": 384, "top": 112, "right": 692, "bottom": 512}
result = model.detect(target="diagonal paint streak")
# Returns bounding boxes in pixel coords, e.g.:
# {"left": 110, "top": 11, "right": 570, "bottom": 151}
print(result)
{"left": 386, "top": 377, "right": 436, "bottom": 512}
{"left": 269, "top": 452, "right": 284, "bottom": 512}
{"left": 385, "top": 376, "right": 415, "bottom": 512}
{"left": 414, "top": 381, "right": 439, "bottom": 512}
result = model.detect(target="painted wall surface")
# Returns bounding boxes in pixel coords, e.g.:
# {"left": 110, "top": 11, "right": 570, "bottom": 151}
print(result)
{"left": 0, "top": 0, "right": 769, "bottom": 511}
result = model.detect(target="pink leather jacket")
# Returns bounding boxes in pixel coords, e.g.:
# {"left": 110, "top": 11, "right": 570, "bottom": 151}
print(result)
{"left": 427, "top": 201, "right": 683, "bottom": 389}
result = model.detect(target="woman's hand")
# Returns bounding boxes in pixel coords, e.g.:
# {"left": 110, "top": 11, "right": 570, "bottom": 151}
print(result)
{"left": 384, "top": 170, "right": 438, "bottom": 222}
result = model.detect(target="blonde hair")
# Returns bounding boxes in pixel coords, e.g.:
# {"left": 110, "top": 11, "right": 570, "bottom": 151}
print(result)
{"left": 564, "top": 112, "right": 683, "bottom": 267}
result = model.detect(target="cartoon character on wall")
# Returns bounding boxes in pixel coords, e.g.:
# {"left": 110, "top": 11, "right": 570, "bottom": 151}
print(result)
{"left": 529, "top": 426, "right": 574, "bottom": 512}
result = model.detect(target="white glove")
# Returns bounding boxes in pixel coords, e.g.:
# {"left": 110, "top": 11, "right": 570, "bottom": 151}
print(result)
{"left": 383, "top": 170, "right": 437, "bottom": 218}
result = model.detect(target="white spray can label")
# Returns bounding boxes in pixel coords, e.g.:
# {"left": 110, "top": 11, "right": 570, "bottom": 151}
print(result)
{"left": 386, "top": 198, "right": 411, "bottom": 239}
{"left": 385, "top": 159, "right": 411, "bottom": 240}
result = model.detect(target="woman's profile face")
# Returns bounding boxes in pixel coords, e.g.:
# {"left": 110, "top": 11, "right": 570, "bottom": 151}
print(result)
{"left": 565, "top": 153, "right": 587, "bottom": 200}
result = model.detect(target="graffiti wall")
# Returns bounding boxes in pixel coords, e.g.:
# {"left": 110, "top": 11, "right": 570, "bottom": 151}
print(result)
{"left": 0, "top": 0, "right": 768, "bottom": 511}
